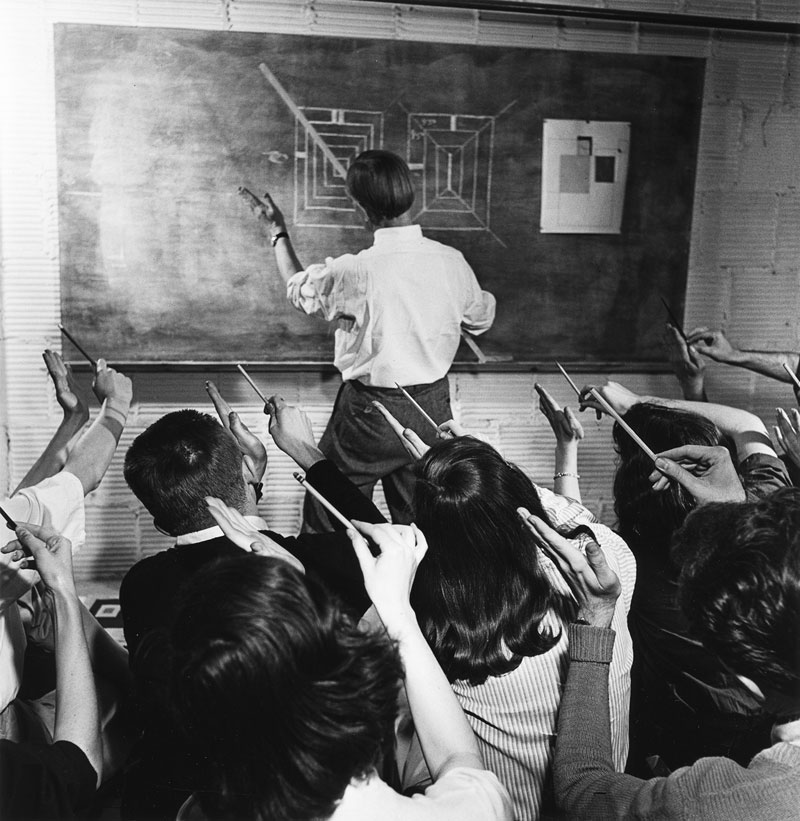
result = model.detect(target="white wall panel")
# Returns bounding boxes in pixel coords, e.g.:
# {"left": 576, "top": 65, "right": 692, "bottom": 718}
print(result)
{"left": 2, "top": 1, "right": 800, "bottom": 579}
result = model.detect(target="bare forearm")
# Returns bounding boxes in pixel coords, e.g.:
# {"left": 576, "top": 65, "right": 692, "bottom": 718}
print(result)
{"left": 64, "top": 399, "right": 129, "bottom": 495}
{"left": 553, "top": 443, "right": 581, "bottom": 503}
{"left": 639, "top": 396, "right": 773, "bottom": 460}
{"left": 724, "top": 349, "right": 800, "bottom": 383}
{"left": 14, "top": 413, "right": 88, "bottom": 493}
{"left": 272, "top": 234, "right": 303, "bottom": 283}
{"left": 53, "top": 589, "right": 102, "bottom": 785}
{"left": 80, "top": 604, "right": 130, "bottom": 693}
{"left": 395, "top": 617, "right": 483, "bottom": 779}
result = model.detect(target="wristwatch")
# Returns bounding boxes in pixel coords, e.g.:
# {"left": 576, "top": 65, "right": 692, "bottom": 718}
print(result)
{"left": 270, "top": 231, "right": 289, "bottom": 247}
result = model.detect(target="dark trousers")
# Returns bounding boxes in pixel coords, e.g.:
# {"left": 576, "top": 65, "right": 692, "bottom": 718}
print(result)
{"left": 302, "top": 376, "right": 452, "bottom": 530}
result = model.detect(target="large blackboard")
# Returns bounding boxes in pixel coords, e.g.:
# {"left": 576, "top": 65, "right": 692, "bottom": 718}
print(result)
{"left": 55, "top": 24, "right": 703, "bottom": 365}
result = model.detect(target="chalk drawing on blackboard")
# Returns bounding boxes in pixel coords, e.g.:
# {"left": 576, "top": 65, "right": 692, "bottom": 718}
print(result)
{"left": 405, "top": 100, "right": 515, "bottom": 246}
{"left": 294, "top": 107, "right": 386, "bottom": 227}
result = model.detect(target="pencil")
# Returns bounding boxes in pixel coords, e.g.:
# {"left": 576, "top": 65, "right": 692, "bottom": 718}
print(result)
{"left": 0, "top": 504, "right": 17, "bottom": 531}
{"left": 555, "top": 362, "right": 582, "bottom": 398}
{"left": 660, "top": 297, "right": 688, "bottom": 342}
{"left": 58, "top": 324, "right": 97, "bottom": 368}
{"left": 293, "top": 472, "right": 353, "bottom": 531}
{"left": 589, "top": 388, "right": 657, "bottom": 462}
{"left": 236, "top": 364, "right": 268, "bottom": 403}
{"left": 394, "top": 383, "right": 439, "bottom": 432}
{"left": 782, "top": 362, "right": 800, "bottom": 392}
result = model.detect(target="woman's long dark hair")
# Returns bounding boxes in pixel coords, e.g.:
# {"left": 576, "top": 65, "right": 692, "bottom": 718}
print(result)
{"left": 613, "top": 403, "right": 723, "bottom": 557}
{"left": 411, "top": 436, "right": 575, "bottom": 685}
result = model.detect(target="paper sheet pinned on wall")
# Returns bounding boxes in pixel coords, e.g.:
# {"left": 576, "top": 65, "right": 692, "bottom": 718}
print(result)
{"left": 540, "top": 120, "right": 630, "bottom": 234}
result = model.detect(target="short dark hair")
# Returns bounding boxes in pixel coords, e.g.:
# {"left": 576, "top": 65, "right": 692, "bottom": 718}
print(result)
{"left": 123, "top": 409, "right": 248, "bottom": 536}
{"left": 346, "top": 149, "right": 414, "bottom": 225}
{"left": 674, "top": 487, "right": 800, "bottom": 705}
{"left": 411, "top": 436, "right": 574, "bottom": 685}
{"left": 613, "top": 403, "right": 723, "bottom": 557}
{"left": 167, "top": 554, "right": 402, "bottom": 821}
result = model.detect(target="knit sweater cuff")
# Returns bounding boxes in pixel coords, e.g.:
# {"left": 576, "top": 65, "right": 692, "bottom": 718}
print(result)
{"left": 567, "top": 624, "right": 615, "bottom": 663}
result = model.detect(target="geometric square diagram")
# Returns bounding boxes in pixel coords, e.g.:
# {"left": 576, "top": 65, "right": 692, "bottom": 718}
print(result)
{"left": 407, "top": 112, "right": 502, "bottom": 242}
{"left": 294, "top": 107, "right": 384, "bottom": 228}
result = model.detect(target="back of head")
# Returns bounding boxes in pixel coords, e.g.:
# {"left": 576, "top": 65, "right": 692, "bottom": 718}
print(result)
{"left": 411, "top": 436, "right": 572, "bottom": 685}
{"left": 613, "top": 403, "right": 723, "bottom": 554}
{"left": 123, "top": 409, "right": 247, "bottom": 536}
{"left": 168, "top": 554, "right": 402, "bottom": 821}
{"left": 674, "top": 487, "right": 800, "bottom": 712}
{"left": 345, "top": 149, "right": 414, "bottom": 226}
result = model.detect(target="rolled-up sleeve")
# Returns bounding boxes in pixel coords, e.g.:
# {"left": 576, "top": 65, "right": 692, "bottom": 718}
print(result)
{"left": 286, "top": 260, "right": 338, "bottom": 319}
{"left": 460, "top": 263, "right": 496, "bottom": 335}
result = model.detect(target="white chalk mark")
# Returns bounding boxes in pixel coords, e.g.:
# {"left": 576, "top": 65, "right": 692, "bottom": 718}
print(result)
{"left": 259, "top": 63, "right": 348, "bottom": 180}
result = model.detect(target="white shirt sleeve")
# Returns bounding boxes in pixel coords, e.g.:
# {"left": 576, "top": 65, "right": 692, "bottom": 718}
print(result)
{"left": 412, "top": 767, "right": 513, "bottom": 820}
{"left": 460, "top": 268, "right": 496, "bottom": 336}
{"left": 333, "top": 768, "right": 512, "bottom": 821}
{"left": 0, "top": 472, "right": 86, "bottom": 711}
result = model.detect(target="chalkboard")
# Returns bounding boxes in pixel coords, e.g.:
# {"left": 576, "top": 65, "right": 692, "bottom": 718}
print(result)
{"left": 55, "top": 24, "right": 704, "bottom": 365}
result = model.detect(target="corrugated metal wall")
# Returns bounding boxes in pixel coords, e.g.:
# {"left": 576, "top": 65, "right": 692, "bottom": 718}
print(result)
{"left": 1, "top": 0, "right": 798, "bottom": 579}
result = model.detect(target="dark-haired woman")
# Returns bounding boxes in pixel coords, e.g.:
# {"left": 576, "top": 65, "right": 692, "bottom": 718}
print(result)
{"left": 582, "top": 381, "right": 789, "bottom": 778}
{"left": 169, "top": 505, "right": 512, "bottom": 821}
{"left": 240, "top": 150, "right": 495, "bottom": 529}
{"left": 403, "top": 435, "right": 636, "bottom": 820}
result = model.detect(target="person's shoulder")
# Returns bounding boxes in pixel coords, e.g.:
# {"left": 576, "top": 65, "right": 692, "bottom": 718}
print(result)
{"left": 121, "top": 549, "right": 175, "bottom": 598}
{"left": 417, "top": 233, "right": 468, "bottom": 259}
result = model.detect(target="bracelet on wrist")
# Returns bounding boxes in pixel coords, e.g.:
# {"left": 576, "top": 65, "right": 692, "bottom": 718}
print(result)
{"left": 553, "top": 471, "right": 580, "bottom": 480}
{"left": 270, "top": 231, "right": 289, "bottom": 247}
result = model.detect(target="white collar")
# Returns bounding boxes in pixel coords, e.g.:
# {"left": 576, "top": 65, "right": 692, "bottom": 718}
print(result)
{"left": 372, "top": 224, "right": 422, "bottom": 244}
{"left": 174, "top": 515, "right": 269, "bottom": 545}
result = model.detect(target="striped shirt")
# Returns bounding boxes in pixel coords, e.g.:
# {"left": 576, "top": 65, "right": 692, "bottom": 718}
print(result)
{"left": 448, "top": 488, "right": 636, "bottom": 821}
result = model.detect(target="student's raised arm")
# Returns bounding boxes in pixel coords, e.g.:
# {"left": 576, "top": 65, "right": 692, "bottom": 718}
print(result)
{"left": 347, "top": 521, "right": 485, "bottom": 779}
{"left": 686, "top": 326, "right": 800, "bottom": 385}
{"left": 580, "top": 380, "right": 775, "bottom": 462}
{"left": 14, "top": 351, "right": 90, "bottom": 493}
{"left": 536, "top": 383, "right": 583, "bottom": 502}
{"left": 63, "top": 359, "right": 132, "bottom": 495}
{"left": 15, "top": 523, "right": 102, "bottom": 786}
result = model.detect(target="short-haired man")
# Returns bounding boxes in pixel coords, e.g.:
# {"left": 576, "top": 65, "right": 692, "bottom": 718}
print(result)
{"left": 119, "top": 391, "right": 386, "bottom": 819}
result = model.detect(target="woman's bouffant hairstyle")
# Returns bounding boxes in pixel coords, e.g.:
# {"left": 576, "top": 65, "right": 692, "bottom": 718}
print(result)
{"left": 613, "top": 403, "right": 723, "bottom": 557}
{"left": 167, "top": 554, "right": 403, "bottom": 821}
{"left": 674, "top": 487, "right": 800, "bottom": 703}
{"left": 346, "top": 149, "right": 414, "bottom": 226}
{"left": 411, "top": 436, "right": 575, "bottom": 685}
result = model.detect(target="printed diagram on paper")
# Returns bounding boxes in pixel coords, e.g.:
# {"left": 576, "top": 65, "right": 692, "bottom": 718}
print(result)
{"left": 540, "top": 120, "right": 630, "bottom": 234}
{"left": 259, "top": 63, "right": 511, "bottom": 243}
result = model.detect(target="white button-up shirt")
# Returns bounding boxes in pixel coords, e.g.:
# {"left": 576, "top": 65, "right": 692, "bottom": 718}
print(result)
{"left": 287, "top": 225, "right": 496, "bottom": 387}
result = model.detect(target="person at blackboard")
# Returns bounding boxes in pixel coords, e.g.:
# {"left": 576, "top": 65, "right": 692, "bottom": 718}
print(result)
{"left": 240, "top": 149, "right": 496, "bottom": 530}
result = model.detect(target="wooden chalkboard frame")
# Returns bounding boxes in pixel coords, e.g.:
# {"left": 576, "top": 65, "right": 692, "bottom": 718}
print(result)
{"left": 55, "top": 24, "right": 704, "bottom": 371}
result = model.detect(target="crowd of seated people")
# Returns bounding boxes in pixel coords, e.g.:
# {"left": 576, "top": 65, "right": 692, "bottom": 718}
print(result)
{"left": 2, "top": 325, "right": 800, "bottom": 820}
